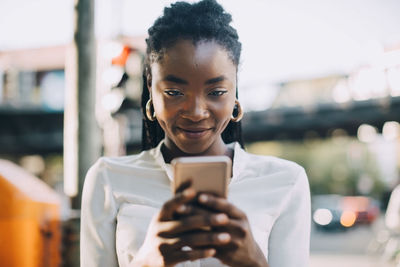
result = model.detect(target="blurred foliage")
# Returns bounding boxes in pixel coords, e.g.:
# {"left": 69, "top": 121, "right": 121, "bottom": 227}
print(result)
{"left": 246, "top": 136, "right": 385, "bottom": 198}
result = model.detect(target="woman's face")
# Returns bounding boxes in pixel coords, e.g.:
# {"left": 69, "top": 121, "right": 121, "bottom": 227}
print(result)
{"left": 148, "top": 39, "right": 237, "bottom": 156}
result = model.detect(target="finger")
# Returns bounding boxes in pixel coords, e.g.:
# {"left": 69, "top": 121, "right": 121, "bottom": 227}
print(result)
{"left": 174, "top": 203, "right": 215, "bottom": 217}
{"left": 174, "top": 231, "right": 232, "bottom": 248}
{"left": 159, "top": 186, "right": 196, "bottom": 221}
{"left": 197, "top": 194, "right": 246, "bottom": 219}
{"left": 172, "top": 204, "right": 248, "bottom": 239}
{"left": 158, "top": 213, "right": 229, "bottom": 237}
{"left": 174, "top": 179, "right": 192, "bottom": 194}
{"left": 212, "top": 219, "right": 247, "bottom": 238}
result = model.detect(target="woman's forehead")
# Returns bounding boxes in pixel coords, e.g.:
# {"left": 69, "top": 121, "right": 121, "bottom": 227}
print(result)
{"left": 152, "top": 39, "right": 237, "bottom": 79}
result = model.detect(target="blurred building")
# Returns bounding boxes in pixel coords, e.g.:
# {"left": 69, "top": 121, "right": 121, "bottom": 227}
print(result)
{"left": 243, "top": 45, "right": 400, "bottom": 142}
{"left": 0, "top": 36, "right": 145, "bottom": 156}
{"left": 1, "top": 40, "right": 400, "bottom": 154}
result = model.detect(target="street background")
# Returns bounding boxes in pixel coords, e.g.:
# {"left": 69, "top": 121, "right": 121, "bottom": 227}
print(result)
{"left": 1, "top": 0, "right": 400, "bottom": 266}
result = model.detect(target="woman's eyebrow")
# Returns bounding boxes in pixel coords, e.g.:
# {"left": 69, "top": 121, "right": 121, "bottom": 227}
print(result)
{"left": 205, "top": 75, "right": 226, "bottom": 85}
{"left": 163, "top": 75, "right": 226, "bottom": 85}
{"left": 163, "top": 75, "right": 188, "bottom": 84}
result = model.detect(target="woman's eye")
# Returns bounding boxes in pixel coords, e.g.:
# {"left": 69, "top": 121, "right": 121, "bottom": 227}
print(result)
{"left": 164, "top": 90, "right": 183, "bottom": 96}
{"left": 209, "top": 90, "right": 227, "bottom": 97}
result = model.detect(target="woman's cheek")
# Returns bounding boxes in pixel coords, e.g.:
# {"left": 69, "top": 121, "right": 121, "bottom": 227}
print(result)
{"left": 154, "top": 100, "right": 178, "bottom": 122}
{"left": 212, "top": 100, "right": 235, "bottom": 118}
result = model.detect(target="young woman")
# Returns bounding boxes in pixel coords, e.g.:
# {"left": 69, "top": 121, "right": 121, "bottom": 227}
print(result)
{"left": 80, "top": 1, "right": 310, "bottom": 266}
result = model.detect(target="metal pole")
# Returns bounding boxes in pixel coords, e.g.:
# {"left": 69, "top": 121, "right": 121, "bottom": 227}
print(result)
{"left": 63, "top": 0, "right": 100, "bottom": 265}
{"left": 64, "top": 0, "right": 99, "bottom": 209}
{"left": 74, "top": 0, "right": 100, "bottom": 209}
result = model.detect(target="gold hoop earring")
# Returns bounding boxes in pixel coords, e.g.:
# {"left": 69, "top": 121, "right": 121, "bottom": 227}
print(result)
{"left": 231, "top": 100, "right": 243, "bottom": 122}
{"left": 145, "top": 98, "right": 156, "bottom": 121}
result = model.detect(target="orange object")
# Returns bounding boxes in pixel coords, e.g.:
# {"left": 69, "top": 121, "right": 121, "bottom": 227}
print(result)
{"left": 112, "top": 46, "right": 131, "bottom": 66}
{"left": 0, "top": 159, "right": 61, "bottom": 267}
{"left": 340, "top": 210, "right": 357, "bottom": 227}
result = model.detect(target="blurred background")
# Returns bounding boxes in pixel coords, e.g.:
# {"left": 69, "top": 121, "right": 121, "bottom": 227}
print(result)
{"left": 1, "top": 0, "right": 400, "bottom": 266}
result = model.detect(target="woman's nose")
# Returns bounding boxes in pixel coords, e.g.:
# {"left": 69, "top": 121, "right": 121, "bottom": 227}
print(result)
{"left": 181, "top": 97, "right": 210, "bottom": 122}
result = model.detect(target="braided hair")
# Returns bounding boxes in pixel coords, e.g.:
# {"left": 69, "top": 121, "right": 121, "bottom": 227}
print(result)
{"left": 141, "top": 0, "right": 243, "bottom": 150}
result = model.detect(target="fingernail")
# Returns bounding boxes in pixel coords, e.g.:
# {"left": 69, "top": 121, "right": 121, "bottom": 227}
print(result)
{"left": 215, "top": 213, "right": 228, "bottom": 224}
{"left": 217, "top": 233, "right": 230, "bottom": 242}
{"left": 183, "top": 188, "right": 195, "bottom": 198}
{"left": 176, "top": 204, "right": 186, "bottom": 213}
{"left": 206, "top": 248, "right": 216, "bottom": 257}
{"left": 198, "top": 194, "right": 208, "bottom": 203}
{"left": 181, "top": 245, "right": 192, "bottom": 251}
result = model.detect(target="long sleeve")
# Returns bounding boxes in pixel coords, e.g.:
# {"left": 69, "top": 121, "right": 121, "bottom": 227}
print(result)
{"left": 80, "top": 160, "right": 119, "bottom": 267}
{"left": 385, "top": 185, "right": 400, "bottom": 232}
{"left": 267, "top": 167, "right": 311, "bottom": 267}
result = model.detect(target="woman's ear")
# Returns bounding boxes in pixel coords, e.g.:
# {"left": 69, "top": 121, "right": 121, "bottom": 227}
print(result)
{"left": 146, "top": 73, "right": 152, "bottom": 91}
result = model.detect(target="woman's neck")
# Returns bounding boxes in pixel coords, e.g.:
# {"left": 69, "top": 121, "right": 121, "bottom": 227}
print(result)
{"left": 161, "top": 138, "right": 233, "bottom": 163}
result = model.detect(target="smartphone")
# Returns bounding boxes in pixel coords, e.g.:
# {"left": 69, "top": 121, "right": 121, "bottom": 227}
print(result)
{"left": 171, "top": 155, "right": 232, "bottom": 198}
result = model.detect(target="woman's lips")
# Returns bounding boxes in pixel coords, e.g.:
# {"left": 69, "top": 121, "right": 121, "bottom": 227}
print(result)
{"left": 178, "top": 127, "right": 212, "bottom": 139}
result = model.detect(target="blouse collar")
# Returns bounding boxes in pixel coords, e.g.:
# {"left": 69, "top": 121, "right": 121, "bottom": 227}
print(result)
{"left": 150, "top": 139, "right": 246, "bottom": 184}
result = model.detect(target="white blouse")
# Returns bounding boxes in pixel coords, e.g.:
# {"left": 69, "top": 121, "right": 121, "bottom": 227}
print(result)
{"left": 80, "top": 141, "right": 311, "bottom": 267}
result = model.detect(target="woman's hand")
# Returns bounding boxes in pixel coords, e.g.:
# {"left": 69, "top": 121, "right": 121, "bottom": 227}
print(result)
{"left": 196, "top": 193, "right": 270, "bottom": 267}
{"left": 132, "top": 184, "right": 231, "bottom": 267}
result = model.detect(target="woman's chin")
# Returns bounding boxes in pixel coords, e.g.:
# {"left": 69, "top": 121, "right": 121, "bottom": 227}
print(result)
{"left": 165, "top": 134, "right": 224, "bottom": 157}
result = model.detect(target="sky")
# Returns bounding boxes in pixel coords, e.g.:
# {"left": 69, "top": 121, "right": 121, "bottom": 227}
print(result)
{"left": 1, "top": 0, "right": 400, "bottom": 109}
